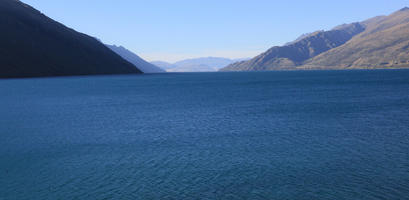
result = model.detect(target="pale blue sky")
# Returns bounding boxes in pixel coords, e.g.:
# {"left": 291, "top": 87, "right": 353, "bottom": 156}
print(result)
{"left": 21, "top": 0, "right": 408, "bottom": 62}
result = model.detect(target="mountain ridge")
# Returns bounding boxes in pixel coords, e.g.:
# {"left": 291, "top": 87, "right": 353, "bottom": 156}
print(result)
{"left": 221, "top": 23, "right": 365, "bottom": 71}
{"left": 301, "top": 8, "right": 409, "bottom": 69}
{"left": 221, "top": 8, "right": 409, "bottom": 71}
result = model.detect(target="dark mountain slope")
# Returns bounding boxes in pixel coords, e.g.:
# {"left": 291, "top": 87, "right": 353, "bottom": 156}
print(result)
{"left": 0, "top": 0, "right": 141, "bottom": 78}
{"left": 106, "top": 45, "right": 164, "bottom": 73}
{"left": 221, "top": 23, "right": 365, "bottom": 71}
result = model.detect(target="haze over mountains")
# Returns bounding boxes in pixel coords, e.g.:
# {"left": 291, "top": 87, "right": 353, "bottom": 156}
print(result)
{"left": 152, "top": 57, "right": 249, "bottom": 72}
{"left": 151, "top": 61, "right": 175, "bottom": 71}
{"left": 0, "top": 0, "right": 144, "bottom": 78}
{"left": 106, "top": 45, "right": 164, "bottom": 73}
{"left": 221, "top": 8, "right": 409, "bottom": 71}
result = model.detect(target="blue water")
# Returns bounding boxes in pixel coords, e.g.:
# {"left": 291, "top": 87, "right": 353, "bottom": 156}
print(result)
{"left": 1, "top": 70, "right": 409, "bottom": 199}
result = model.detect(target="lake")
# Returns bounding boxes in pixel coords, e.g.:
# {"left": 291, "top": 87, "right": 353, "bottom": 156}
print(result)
{"left": 1, "top": 70, "right": 409, "bottom": 199}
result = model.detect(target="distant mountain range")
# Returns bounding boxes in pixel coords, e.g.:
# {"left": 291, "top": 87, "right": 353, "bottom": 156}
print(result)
{"left": 152, "top": 57, "right": 249, "bottom": 72}
{"left": 106, "top": 45, "right": 164, "bottom": 73}
{"left": 221, "top": 7, "right": 409, "bottom": 71}
{"left": 0, "top": 0, "right": 141, "bottom": 78}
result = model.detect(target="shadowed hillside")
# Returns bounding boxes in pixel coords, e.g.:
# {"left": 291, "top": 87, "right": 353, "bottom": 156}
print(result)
{"left": 0, "top": 0, "right": 141, "bottom": 78}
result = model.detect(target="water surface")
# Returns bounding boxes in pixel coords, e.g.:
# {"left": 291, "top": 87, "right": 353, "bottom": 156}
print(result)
{"left": 1, "top": 70, "right": 409, "bottom": 199}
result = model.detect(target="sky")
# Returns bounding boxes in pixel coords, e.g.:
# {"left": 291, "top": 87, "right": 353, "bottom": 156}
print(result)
{"left": 21, "top": 0, "right": 408, "bottom": 63}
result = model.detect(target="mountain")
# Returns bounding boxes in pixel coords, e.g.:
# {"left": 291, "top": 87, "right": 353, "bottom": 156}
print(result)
{"left": 302, "top": 8, "right": 409, "bottom": 69}
{"left": 221, "top": 23, "right": 365, "bottom": 71}
{"left": 106, "top": 45, "right": 165, "bottom": 73}
{"left": 153, "top": 57, "right": 250, "bottom": 72}
{"left": 221, "top": 7, "right": 409, "bottom": 71}
{"left": 0, "top": 0, "right": 141, "bottom": 78}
